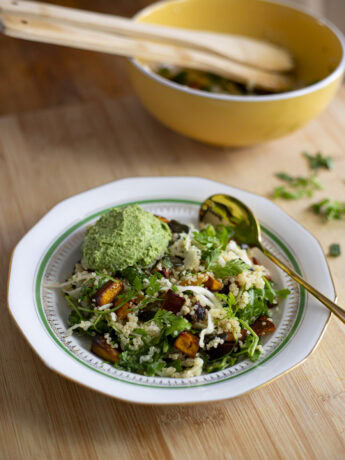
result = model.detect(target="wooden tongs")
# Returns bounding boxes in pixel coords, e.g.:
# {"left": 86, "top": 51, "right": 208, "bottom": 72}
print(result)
{"left": 0, "top": 0, "right": 295, "bottom": 91}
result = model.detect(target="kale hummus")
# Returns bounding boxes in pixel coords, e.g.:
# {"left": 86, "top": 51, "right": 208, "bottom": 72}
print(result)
{"left": 82, "top": 204, "right": 171, "bottom": 272}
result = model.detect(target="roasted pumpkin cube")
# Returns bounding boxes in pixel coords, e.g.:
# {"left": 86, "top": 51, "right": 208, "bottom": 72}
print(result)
{"left": 174, "top": 332, "right": 199, "bottom": 357}
{"left": 91, "top": 335, "right": 120, "bottom": 363}
{"left": 204, "top": 275, "right": 222, "bottom": 291}
{"left": 94, "top": 279, "right": 123, "bottom": 306}
{"left": 162, "top": 289, "right": 185, "bottom": 314}
{"left": 251, "top": 315, "right": 276, "bottom": 336}
{"left": 180, "top": 273, "right": 209, "bottom": 286}
{"left": 226, "top": 329, "right": 247, "bottom": 343}
{"left": 115, "top": 300, "right": 132, "bottom": 320}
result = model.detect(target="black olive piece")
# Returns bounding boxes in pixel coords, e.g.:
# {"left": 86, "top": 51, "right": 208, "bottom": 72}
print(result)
{"left": 194, "top": 303, "right": 206, "bottom": 321}
{"left": 218, "top": 283, "right": 230, "bottom": 295}
{"left": 168, "top": 219, "right": 190, "bottom": 234}
{"left": 138, "top": 308, "right": 156, "bottom": 322}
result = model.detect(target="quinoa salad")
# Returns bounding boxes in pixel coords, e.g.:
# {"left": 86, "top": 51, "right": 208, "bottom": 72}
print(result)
{"left": 49, "top": 205, "right": 290, "bottom": 378}
{"left": 156, "top": 66, "right": 286, "bottom": 96}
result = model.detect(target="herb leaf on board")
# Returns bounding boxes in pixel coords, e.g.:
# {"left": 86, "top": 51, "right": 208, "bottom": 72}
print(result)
{"left": 273, "top": 173, "right": 323, "bottom": 200}
{"left": 329, "top": 243, "right": 341, "bottom": 257}
{"left": 312, "top": 198, "right": 345, "bottom": 221}
{"left": 303, "top": 151, "right": 333, "bottom": 170}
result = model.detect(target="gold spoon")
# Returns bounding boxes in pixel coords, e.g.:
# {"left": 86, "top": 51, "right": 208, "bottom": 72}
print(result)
{"left": 199, "top": 194, "right": 345, "bottom": 324}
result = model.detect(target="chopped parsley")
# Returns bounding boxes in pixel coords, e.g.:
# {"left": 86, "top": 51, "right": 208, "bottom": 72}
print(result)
{"left": 152, "top": 310, "right": 191, "bottom": 336}
{"left": 117, "top": 339, "right": 166, "bottom": 376}
{"left": 193, "top": 224, "right": 234, "bottom": 267}
{"left": 273, "top": 173, "right": 323, "bottom": 200}
{"left": 238, "top": 319, "right": 260, "bottom": 360}
{"left": 273, "top": 149, "right": 336, "bottom": 200}
{"left": 209, "top": 259, "right": 250, "bottom": 279}
{"left": 329, "top": 243, "right": 341, "bottom": 257}
{"left": 276, "top": 288, "right": 291, "bottom": 298}
{"left": 311, "top": 198, "right": 345, "bottom": 221}
{"left": 303, "top": 151, "right": 333, "bottom": 170}
{"left": 237, "top": 288, "right": 269, "bottom": 323}
{"left": 120, "top": 267, "right": 145, "bottom": 284}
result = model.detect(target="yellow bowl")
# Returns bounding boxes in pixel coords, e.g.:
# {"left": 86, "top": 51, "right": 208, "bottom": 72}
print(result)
{"left": 129, "top": 0, "right": 345, "bottom": 146}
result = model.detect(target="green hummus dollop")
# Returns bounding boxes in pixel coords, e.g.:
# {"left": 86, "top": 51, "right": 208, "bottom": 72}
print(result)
{"left": 82, "top": 204, "right": 171, "bottom": 272}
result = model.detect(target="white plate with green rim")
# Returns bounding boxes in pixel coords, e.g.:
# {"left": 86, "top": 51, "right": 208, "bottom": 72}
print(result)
{"left": 8, "top": 177, "right": 334, "bottom": 404}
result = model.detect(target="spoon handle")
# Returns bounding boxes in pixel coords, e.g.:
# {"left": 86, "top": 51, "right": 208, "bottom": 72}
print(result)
{"left": 261, "top": 246, "right": 345, "bottom": 324}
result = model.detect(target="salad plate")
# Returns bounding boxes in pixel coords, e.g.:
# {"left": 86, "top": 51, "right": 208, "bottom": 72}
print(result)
{"left": 7, "top": 177, "right": 335, "bottom": 404}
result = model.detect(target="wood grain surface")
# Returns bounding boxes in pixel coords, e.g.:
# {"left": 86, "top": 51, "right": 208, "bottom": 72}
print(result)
{"left": 1, "top": 1, "right": 345, "bottom": 459}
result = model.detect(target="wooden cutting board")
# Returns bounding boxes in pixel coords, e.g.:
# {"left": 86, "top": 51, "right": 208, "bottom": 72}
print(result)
{"left": 1, "top": 87, "right": 345, "bottom": 459}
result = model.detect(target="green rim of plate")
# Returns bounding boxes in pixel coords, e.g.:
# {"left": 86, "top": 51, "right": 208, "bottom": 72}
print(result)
{"left": 35, "top": 199, "right": 305, "bottom": 389}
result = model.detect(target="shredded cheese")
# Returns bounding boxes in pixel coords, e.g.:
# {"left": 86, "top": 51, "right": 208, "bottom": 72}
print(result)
{"left": 177, "top": 285, "right": 222, "bottom": 309}
{"left": 199, "top": 311, "right": 214, "bottom": 348}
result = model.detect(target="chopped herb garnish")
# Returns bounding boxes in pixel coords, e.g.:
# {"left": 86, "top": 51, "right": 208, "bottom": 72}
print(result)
{"left": 238, "top": 319, "right": 259, "bottom": 360}
{"left": 276, "top": 288, "right": 291, "bottom": 298}
{"left": 275, "top": 172, "right": 295, "bottom": 182}
{"left": 193, "top": 224, "right": 234, "bottom": 268}
{"left": 215, "top": 292, "right": 236, "bottom": 317}
{"left": 329, "top": 243, "right": 341, "bottom": 257}
{"left": 170, "top": 359, "right": 183, "bottom": 372}
{"left": 311, "top": 198, "right": 345, "bottom": 221}
{"left": 237, "top": 288, "right": 269, "bottom": 323}
{"left": 273, "top": 173, "right": 323, "bottom": 200}
{"left": 144, "top": 273, "right": 162, "bottom": 296}
{"left": 153, "top": 310, "right": 191, "bottom": 337}
{"left": 204, "top": 353, "right": 237, "bottom": 373}
{"left": 120, "top": 267, "right": 145, "bottom": 284}
{"left": 209, "top": 259, "right": 250, "bottom": 279}
{"left": 303, "top": 151, "right": 333, "bottom": 170}
{"left": 65, "top": 294, "right": 83, "bottom": 319}
{"left": 273, "top": 187, "right": 306, "bottom": 200}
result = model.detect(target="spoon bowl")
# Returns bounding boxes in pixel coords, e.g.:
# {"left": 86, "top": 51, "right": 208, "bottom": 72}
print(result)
{"left": 200, "top": 193, "right": 262, "bottom": 248}
{"left": 200, "top": 193, "right": 345, "bottom": 324}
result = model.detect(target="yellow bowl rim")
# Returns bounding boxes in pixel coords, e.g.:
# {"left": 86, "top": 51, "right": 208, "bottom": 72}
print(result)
{"left": 131, "top": 0, "right": 345, "bottom": 102}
